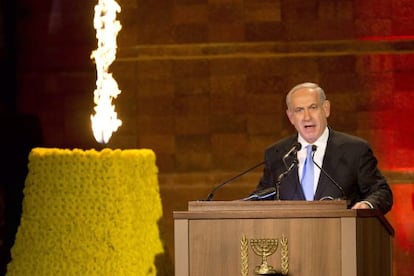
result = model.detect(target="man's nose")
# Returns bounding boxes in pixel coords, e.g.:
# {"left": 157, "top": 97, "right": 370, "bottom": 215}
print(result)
{"left": 303, "top": 109, "right": 311, "bottom": 120}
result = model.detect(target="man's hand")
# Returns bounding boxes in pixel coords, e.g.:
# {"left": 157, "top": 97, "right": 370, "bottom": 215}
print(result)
{"left": 351, "top": 201, "right": 373, "bottom": 210}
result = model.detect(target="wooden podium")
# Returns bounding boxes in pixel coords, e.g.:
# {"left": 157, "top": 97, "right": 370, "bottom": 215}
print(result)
{"left": 174, "top": 200, "right": 394, "bottom": 276}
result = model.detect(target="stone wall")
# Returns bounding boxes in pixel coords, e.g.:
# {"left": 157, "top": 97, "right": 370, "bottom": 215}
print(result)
{"left": 2, "top": 0, "right": 414, "bottom": 274}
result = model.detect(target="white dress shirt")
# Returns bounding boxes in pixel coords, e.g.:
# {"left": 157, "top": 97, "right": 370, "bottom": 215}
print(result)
{"left": 297, "top": 127, "right": 329, "bottom": 194}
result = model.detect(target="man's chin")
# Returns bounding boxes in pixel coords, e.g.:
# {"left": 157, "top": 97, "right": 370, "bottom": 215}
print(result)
{"left": 300, "top": 132, "right": 317, "bottom": 143}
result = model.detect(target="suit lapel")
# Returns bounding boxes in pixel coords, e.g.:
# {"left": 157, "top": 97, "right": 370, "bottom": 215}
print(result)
{"left": 314, "top": 129, "right": 345, "bottom": 199}
{"left": 280, "top": 165, "right": 305, "bottom": 200}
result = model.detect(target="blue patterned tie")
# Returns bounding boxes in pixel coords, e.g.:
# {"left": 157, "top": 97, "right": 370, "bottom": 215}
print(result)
{"left": 302, "top": 145, "right": 314, "bottom": 200}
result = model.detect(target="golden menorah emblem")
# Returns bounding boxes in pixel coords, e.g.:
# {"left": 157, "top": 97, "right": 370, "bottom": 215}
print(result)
{"left": 250, "top": 238, "right": 279, "bottom": 274}
{"left": 241, "top": 235, "right": 289, "bottom": 276}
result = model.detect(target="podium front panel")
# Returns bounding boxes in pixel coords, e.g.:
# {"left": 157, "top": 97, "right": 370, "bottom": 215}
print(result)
{"left": 187, "top": 217, "right": 341, "bottom": 275}
{"left": 174, "top": 202, "right": 393, "bottom": 276}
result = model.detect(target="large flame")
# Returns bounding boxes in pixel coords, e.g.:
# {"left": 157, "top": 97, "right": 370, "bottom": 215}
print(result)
{"left": 90, "top": 0, "right": 122, "bottom": 144}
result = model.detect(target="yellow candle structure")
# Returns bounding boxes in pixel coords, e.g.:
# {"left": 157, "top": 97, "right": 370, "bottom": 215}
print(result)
{"left": 7, "top": 148, "right": 163, "bottom": 275}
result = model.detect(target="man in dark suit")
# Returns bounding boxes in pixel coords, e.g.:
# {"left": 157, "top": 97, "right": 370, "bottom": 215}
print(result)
{"left": 254, "top": 82, "right": 393, "bottom": 214}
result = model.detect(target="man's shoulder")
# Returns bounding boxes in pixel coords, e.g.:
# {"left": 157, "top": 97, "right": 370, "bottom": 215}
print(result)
{"left": 329, "top": 129, "right": 370, "bottom": 147}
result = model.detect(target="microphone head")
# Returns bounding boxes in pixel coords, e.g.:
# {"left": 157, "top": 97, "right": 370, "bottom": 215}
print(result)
{"left": 311, "top": 144, "right": 317, "bottom": 152}
{"left": 283, "top": 142, "right": 302, "bottom": 169}
{"left": 255, "top": 187, "right": 276, "bottom": 197}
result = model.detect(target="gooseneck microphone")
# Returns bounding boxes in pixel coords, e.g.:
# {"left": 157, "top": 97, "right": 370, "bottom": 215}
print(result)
{"left": 241, "top": 187, "right": 276, "bottom": 201}
{"left": 275, "top": 142, "right": 302, "bottom": 200}
{"left": 243, "top": 142, "right": 301, "bottom": 201}
{"left": 283, "top": 142, "right": 302, "bottom": 169}
{"left": 205, "top": 161, "right": 265, "bottom": 201}
{"left": 311, "top": 145, "right": 346, "bottom": 199}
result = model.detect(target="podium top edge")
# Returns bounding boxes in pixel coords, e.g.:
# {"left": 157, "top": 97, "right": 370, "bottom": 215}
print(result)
{"left": 177, "top": 200, "right": 394, "bottom": 236}
{"left": 188, "top": 200, "right": 348, "bottom": 211}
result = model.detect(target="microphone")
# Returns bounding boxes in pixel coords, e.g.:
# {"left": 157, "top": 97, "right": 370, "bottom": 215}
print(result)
{"left": 205, "top": 161, "right": 265, "bottom": 201}
{"left": 242, "top": 143, "right": 301, "bottom": 201}
{"left": 274, "top": 157, "right": 299, "bottom": 200}
{"left": 241, "top": 187, "right": 276, "bottom": 201}
{"left": 283, "top": 142, "right": 302, "bottom": 169}
{"left": 272, "top": 142, "right": 301, "bottom": 200}
{"left": 311, "top": 145, "right": 346, "bottom": 199}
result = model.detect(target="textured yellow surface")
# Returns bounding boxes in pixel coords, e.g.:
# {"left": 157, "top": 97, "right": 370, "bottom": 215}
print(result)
{"left": 7, "top": 148, "right": 163, "bottom": 275}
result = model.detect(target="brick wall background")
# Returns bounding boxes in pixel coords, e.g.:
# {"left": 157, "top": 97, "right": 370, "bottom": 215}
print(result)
{"left": 1, "top": 0, "right": 414, "bottom": 274}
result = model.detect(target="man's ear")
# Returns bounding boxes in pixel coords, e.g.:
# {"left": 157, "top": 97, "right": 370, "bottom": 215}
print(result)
{"left": 286, "top": 109, "right": 294, "bottom": 125}
{"left": 323, "top": 100, "right": 331, "bottom": 118}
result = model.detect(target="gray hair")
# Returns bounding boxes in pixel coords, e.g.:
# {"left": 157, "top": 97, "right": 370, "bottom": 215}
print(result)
{"left": 286, "top": 82, "right": 326, "bottom": 108}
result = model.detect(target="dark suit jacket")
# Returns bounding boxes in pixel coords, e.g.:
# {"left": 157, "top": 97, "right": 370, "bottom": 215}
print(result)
{"left": 255, "top": 128, "right": 393, "bottom": 214}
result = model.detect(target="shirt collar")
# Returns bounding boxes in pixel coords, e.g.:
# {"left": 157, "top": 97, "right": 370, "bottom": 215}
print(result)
{"left": 297, "top": 126, "right": 329, "bottom": 149}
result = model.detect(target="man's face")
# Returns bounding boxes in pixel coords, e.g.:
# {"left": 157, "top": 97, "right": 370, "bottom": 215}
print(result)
{"left": 286, "top": 87, "right": 330, "bottom": 143}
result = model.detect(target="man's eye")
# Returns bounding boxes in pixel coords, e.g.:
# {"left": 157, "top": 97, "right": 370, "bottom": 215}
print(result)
{"left": 294, "top": 108, "right": 303, "bottom": 113}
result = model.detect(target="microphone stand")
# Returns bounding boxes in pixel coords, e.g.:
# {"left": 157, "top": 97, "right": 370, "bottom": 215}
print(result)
{"left": 311, "top": 145, "right": 346, "bottom": 200}
{"left": 274, "top": 160, "right": 297, "bottom": 200}
{"left": 275, "top": 142, "right": 301, "bottom": 199}
{"left": 205, "top": 161, "right": 265, "bottom": 201}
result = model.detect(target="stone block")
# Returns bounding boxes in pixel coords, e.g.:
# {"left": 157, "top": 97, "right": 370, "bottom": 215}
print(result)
{"left": 209, "top": 58, "right": 247, "bottom": 76}
{"left": 173, "top": 59, "right": 210, "bottom": 78}
{"left": 174, "top": 23, "right": 209, "bottom": 43}
{"left": 137, "top": 116, "right": 175, "bottom": 135}
{"left": 175, "top": 115, "right": 210, "bottom": 135}
{"left": 137, "top": 60, "right": 173, "bottom": 78}
{"left": 208, "top": 2, "right": 244, "bottom": 23}
{"left": 394, "top": 72, "right": 414, "bottom": 92}
{"left": 393, "top": 54, "right": 414, "bottom": 71}
{"left": 173, "top": 3, "right": 208, "bottom": 24}
{"left": 354, "top": 19, "right": 392, "bottom": 37}
{"left": 210, "top": 114, "right": 247, "bottom": 133}
{"left": 247, "top": 114, "right": 282, "bottom": 135}
{"left": 354, "top": 0, "right": 392, "bottom": 19}
{"left": 244, "top": 1, "right": 281, "bottom": 22}
{"left": 175, "top": 94, "right": 210, "bottom": 115}
{"left": 175, "top": 151, "right": 213, "bottom": 171}
{"left": 174, "top": 77, "right": 210, "bottom": 96}
{"left": 210, "top": 94, "right": 247, "bottom": 115}
{"left": 139, "top": 134, "right": 175, "bottom": 154}
{"left": 137, "top": 96, "right": 175, "bottom": 116}
{"left": 210, "top": 75, "right": 246, "bottom": 96}
{"left": 246, "top": 75, "right": 285, "bottom": 95}
{"left": 175, "top": 134, "right": 211, "bottom": 153}
{"left": 356, "top": 55, "right": 394, "bottom": 74}
{"left": 211, "top": 133, "right": 248, "bottom": 154}
{"left": 136, "top": 77, "right": 175, "bottom": 98}
{"left": 208, "top": 22, "right": 245, "bottom": 42}
{"left": 246, "top": 94, "right": 282, "bottom": 114}
{"left": 318, "top": 0, "right": 353, "bottom": 20}
{"left": 245, "top": 22, "right": 284, "bottom": 41}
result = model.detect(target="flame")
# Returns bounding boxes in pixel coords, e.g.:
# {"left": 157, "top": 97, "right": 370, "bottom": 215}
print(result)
{"left": 90, "top": 0, "right": 122, "bottom": 144}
